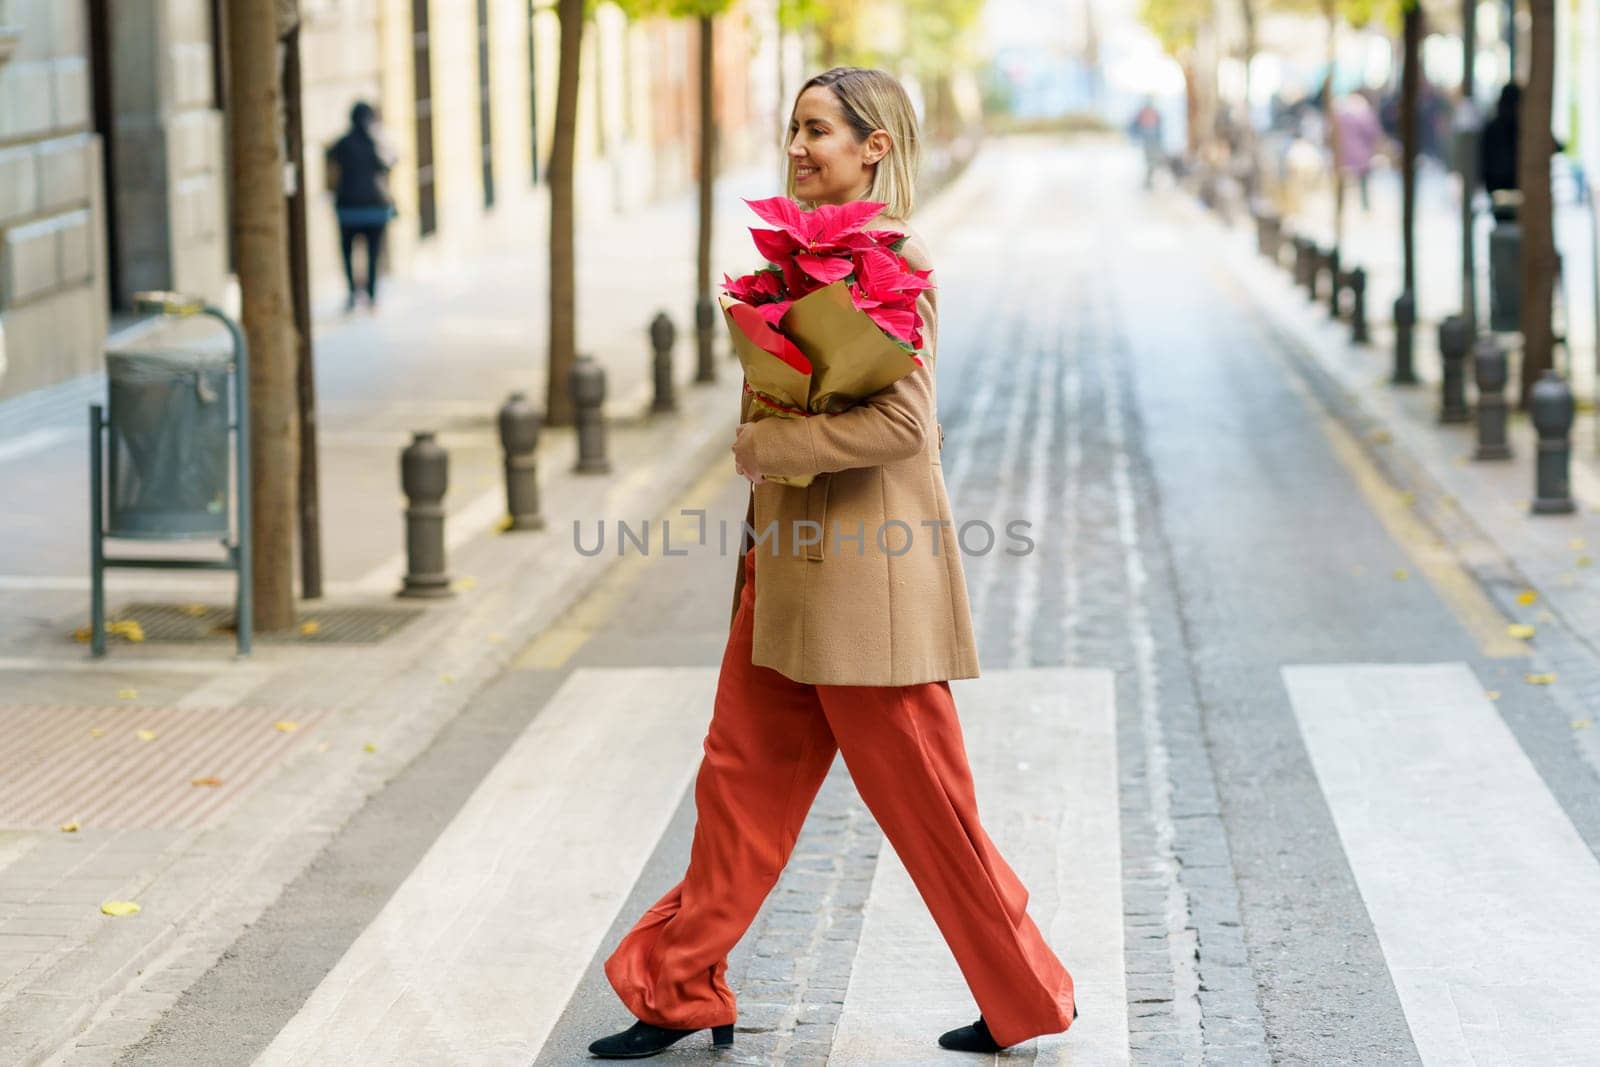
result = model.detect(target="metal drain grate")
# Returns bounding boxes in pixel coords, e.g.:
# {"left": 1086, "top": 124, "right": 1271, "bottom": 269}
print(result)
{"left": 96, "top": 603, "right": 424, "bottom": 645}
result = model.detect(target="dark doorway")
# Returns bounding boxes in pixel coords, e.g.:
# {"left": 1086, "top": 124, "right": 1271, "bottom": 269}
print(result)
{"left": 476, "top": 0, "right": 494, "bottom": 208}
{"left": 86, "top": 0, "right": 123, "bottom": 310}
{"left": 411, "top": 0, "right": 438, "bottom": 237}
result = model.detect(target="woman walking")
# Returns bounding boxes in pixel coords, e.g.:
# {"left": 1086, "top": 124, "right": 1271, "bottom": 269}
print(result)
{"left": 324, "top": 101, "right": 396, "bottom": 311}
{"left": 588, "top": 67, "right": 1078, "bottom": 1059}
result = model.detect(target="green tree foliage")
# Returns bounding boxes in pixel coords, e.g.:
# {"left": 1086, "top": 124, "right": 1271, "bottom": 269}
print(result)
{"left": 1138, "top": 0, "right": 1206, "bottom": 55}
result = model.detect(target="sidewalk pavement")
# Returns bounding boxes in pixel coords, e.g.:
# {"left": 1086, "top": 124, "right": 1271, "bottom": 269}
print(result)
{"left": 1272, "top": 161, "right": 1600, "bottom": 405}
{"left": 1195, "top": 191, "right": 1600, "bottom": 782}
{"left": 0, "top": 155, "right": 986, "bottom": 1064}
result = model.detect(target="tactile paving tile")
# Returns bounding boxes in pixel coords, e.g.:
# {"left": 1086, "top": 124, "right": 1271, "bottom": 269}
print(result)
{"left": 93, "top": 603, "right": 422, "bottom": 644}
{"left": 0, "top": 704, "right": 329, "bottom": 830}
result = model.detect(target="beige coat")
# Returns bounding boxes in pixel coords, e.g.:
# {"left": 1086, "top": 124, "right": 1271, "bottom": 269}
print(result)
{"left": 728, "top": 221, "right": 981, "bottom": 687}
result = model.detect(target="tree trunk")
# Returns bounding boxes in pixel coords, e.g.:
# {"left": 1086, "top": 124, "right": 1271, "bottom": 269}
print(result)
{"left": 1183, "top": 59, "right": 1200, "bottom": 160}
{"left": 226, "top": 0, "right": 297, "bottom": 632}
{"left": 545, "top": 0, "right": 583, "bottom": 427}
{"left": 695, "top": 14, "right": 716, "bottom": 381}
{"left": 1519, "top": 0, "right": 1556, "bottom": 399}
{"left": 1241, "top": 0, "right": 1257, "bottom": 190}
{"left": 1400, "top": 3, "right": 1420, "bottom": 296}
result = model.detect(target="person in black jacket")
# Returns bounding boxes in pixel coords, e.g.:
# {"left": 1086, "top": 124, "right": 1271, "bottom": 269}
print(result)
{"left": 325, "top": 101, "right": 397, "bottom": 310}
{"left": 1478, "top": 84, "right": 1562, "bottom": 220}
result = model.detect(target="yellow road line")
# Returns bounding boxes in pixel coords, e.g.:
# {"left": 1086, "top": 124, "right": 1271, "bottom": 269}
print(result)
{"left": 1313, "top": 410, "right": 1528, "bottom": 659}
{"left": 511, "top": 456, "right": 737, "bottom": 671}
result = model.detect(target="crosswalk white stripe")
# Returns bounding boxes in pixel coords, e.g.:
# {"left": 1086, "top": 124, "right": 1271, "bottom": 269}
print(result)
{"left": 830, "top": 668, "right": 1128, "bottom": 1065}
{"left": 255, "top": 667, "right": 715, "bottom": 1067}
{"left": 1286, "top": 662, "right": 1600, "bottom": 1065}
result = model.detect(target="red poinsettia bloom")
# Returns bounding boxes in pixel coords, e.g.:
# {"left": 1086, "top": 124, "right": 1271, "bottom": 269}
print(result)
{"left": 722, "top": 195, "right": 932, "bottom": 356}
{"left": 723, "top": 269, "right": 784, "bottom": 305}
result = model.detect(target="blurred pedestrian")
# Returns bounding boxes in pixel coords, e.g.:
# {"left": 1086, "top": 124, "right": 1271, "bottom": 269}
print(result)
{"left": 587, "top": 66, "right": 1078, "bottom": 1061}
{"left": 1334, "top": 92, "right": 1382, "bottom": 211}
{"left": 324, "top": 101, "right": 397, "bottom": 311}
{"left": 1130, "top": 96, "right": 1165, "bottom": 188}
{"left": 1478, "top": 84, "right": 1563, "bottom": 221}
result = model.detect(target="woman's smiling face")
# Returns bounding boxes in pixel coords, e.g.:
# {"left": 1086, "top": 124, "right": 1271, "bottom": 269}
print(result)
{"left": 788, "top": 86, "right": 887, "bottom": 206}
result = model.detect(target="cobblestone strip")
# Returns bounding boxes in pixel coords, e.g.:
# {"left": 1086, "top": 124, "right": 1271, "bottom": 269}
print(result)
{"left": 1101, "top": 303, "right": 1273, "bottom": 1066}
{"left": 1048, "top": 234, "right": 1271, "bottom": 1065}
{"left": 721, "top": 760, "right": 879, "bottom": 1066}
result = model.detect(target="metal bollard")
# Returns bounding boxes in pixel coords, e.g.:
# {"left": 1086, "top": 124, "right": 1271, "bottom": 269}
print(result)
{"left": 498, "top": 392, "right": 545, "bottom": 531}
{"left": 400, "top": 431, "right": 453, "bottom": 598}
{"left": 570, "top": 353, "right": 613, "bottom": 474}
{"left": 1294, "top": 238, "right": 1314, "bottom": 292}
{"left": 1309, "top": 246, "right": 1329, "bottom": 302}
{"left": 1392, "top": 292, "right": 1418, "bottom": 384}
{"left": 649, "top": 311, "right": 678, "bottom": 414}
{"left": 1261, "top": 211, "right": 1282, "bottom": 263}
{"left": 1325, "top": 246, "right": 1343, "bottom": 317}
{"left": 1436, "top": 315, "right": 1472, "bottom": 424}
{"left": 1348, "top": 267, "right": 1371, "bottom": 344}
{"left": 1471, "top": 338, "right": 1513, "bottom": 461}
{"left": 1530, "top": 369, "right": 1576, "bottom": 514}
{"left": 694, "top": 297, "right": 716, "bottom": 383}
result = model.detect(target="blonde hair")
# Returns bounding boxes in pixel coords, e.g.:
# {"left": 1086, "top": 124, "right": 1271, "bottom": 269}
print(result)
{"left": 784, "top": 67, "right": 921, "bottom": 220}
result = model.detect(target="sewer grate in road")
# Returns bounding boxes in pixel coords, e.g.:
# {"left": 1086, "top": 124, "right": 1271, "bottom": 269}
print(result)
{"left": 86, "top": 603, "right": 423, "bottom": 645}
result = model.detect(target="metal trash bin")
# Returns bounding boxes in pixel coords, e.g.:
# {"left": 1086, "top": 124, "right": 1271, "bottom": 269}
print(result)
{"left": 105, "top": 346, "right": 233, "bottom": 539}
{"left": 89, "top": 293, "right": 252, "bottom": 657}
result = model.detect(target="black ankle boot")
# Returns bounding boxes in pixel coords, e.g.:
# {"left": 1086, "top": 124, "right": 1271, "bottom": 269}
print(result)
{"left": 937, "top": 1005, "right": 1078, "bottom": 1053}
{"left": 587, "top": 1020, "right": 734, "bottom": 1059}
{"left": 938, "top": 1016, "right": 1005, "bottom": 1053}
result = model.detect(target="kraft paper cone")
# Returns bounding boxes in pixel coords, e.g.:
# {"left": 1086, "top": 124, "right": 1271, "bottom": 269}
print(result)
{"left": 780, "top": 282, "right": 921, "bottom": 414}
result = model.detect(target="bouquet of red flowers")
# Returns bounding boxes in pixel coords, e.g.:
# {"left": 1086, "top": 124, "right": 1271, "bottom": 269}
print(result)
{"left": 720, "top": 197, "right": 933, "bottom": 487}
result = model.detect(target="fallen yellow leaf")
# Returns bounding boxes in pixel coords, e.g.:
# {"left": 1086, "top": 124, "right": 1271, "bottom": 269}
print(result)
{"left": 1369, "top": 429, "right": 1392, "bottom": 444}
{"left": 363, "top": 742, "right": 377, "bottom": 753}
{"left": 117, "top": 689, "right": 139, "bottom": 701}
{"left": 182, "top": 603, "right": 208, "bottom": 617}
{"left": 1570, "top": 538, "right": 1588, "bottom": 551}
{"left": 1573, "top": 719, "right": 1593, "bottom": 731}
{"left": 299, "top": 620, "right": 320, "bottom": 636}
{"left": 440, "top": 673, "right": 456, "bottom": 684}
{"left": 109, "top": 620, "right": 144, "bottom": 642}
{"left": 100, "top": 900, "right": 141, "bottom": 917}
{"left": 1392, "top": 569, "right": 1409, "bottom": 581}
{"left": 1398, "top": 490, "right": 1416, "bottom": 507}
{"left": 1517, "top": 589, "right": 1538, "bottom": 606}
{"left": 1525, "top": 672, "right": 1557, "bottom": 686}
{"left": 487, "top": 632, "right": 506, "bottom": 644}
{"left": 190, "top": 776, "right": 222, "bottom": 787}
{"left": 274, "top": 720, "right": 299, "bottom": 733}
{"left": 135, "top": 729, "right": 156, "bottom": 742}
{"left": 87, "top": 727, "right": 106, "bottom": 739}
{"left": 59, "top": 821, "right": 80, "bottom": 833}
{"left": 495, "top": 515, "right": 514, "bottom": 532}
{"left": 1484, "top": 690, "right": 1501, "bottom": 701}
{"left": 452, "top": 576, "right": 478, "bottom": 592}
{"left": 1577, "top": 556, "right": 1593, "bottom": 568}
{"left": 1506, "top": 624, "right": 1536, "bottom": 640}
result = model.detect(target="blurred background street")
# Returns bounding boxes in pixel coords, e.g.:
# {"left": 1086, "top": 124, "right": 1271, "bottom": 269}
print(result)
{"left": 3, "top": 0, "right": 1600, "bottom": 1064}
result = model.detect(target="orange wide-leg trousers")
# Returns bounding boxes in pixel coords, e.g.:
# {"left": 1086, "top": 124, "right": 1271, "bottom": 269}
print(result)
{"left": 602, "top": 548, "right": 1076, "bottom": 1049}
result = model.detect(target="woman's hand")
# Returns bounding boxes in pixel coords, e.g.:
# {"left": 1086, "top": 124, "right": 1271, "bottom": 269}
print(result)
{"left": 733, "top": 423, "right": 766, "bottom": 485}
